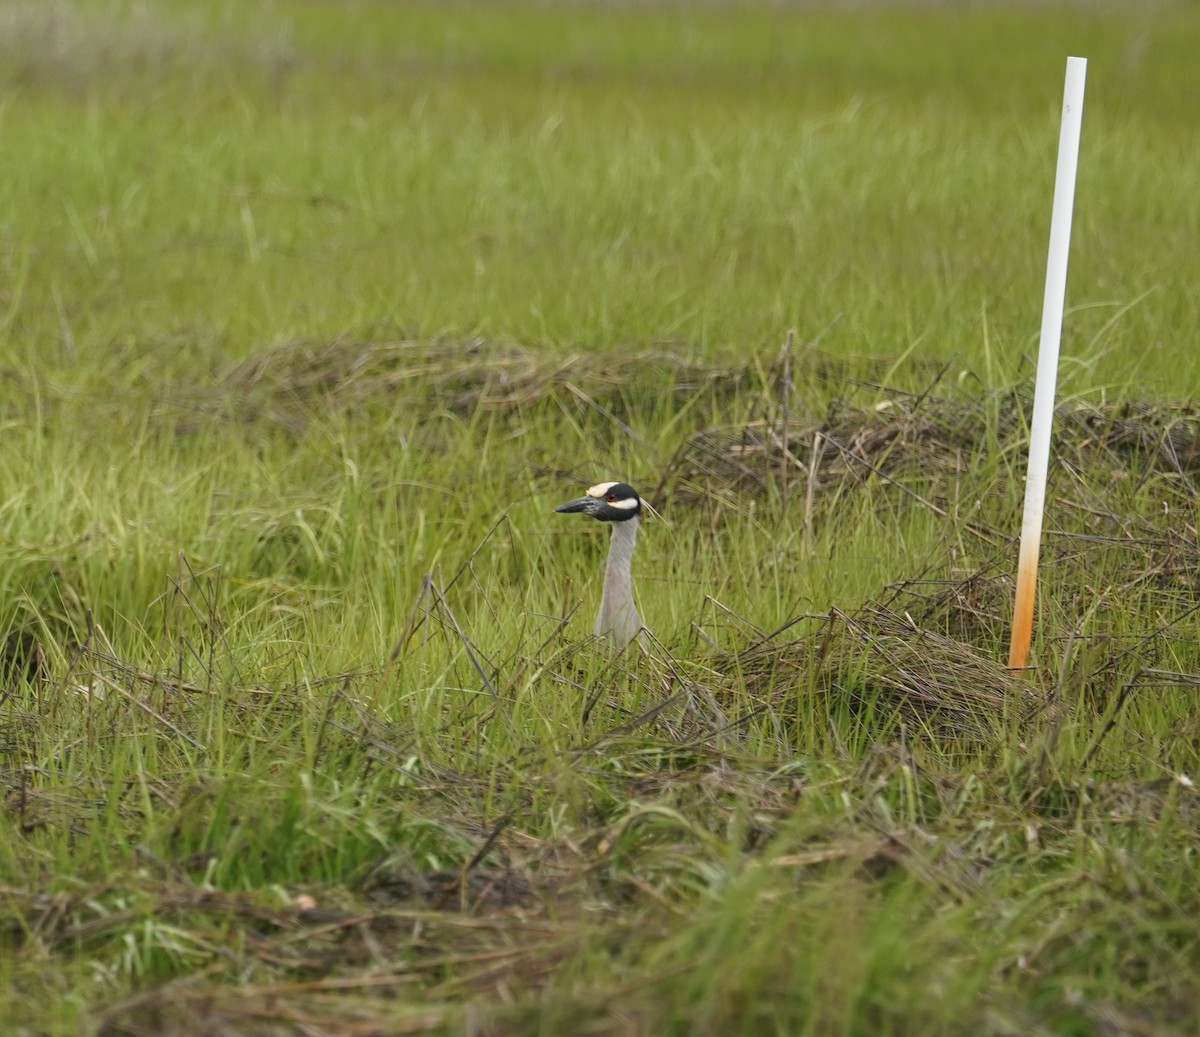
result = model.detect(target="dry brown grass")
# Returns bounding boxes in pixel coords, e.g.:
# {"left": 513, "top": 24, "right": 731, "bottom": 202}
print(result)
{"left": 214, "top": 336, "right": 752, "bottom": 435}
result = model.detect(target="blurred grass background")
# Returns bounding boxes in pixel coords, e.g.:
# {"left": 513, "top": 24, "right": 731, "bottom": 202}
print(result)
{"left": 2, "top": 1, "right": 1197, "bottom": 390}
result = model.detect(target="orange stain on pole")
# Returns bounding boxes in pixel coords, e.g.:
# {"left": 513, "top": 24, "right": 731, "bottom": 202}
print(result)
{"left": 1008, "top": 534, "right": 1041, "bottom": 670}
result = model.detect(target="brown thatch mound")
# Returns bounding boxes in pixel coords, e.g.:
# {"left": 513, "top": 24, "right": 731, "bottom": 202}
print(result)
{"left": 664, "top": 388, "right": 1200, "bottom": 504}
{"left": 212, "top": 337, "right": 753, "bottom": 435}
{"left": 735, "top": 602, "right": 1038, "bottom": 743}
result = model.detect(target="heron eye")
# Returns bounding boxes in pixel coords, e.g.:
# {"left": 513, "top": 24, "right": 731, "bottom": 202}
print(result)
{"left": 605, "top": 495, "right": 616, "bottom": 502}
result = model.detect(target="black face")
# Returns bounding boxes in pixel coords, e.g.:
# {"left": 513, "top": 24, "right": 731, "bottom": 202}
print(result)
{"left": 555, "top": 482, "right": 641, "bottom": 522}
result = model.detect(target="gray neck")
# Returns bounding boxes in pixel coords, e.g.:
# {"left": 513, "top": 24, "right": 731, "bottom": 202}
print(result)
{"left": 596, "top": 515, "right": 641, "bottom": 647}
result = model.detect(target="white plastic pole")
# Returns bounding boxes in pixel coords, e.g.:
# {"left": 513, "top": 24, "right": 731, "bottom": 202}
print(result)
{"left": 1008, "top": 56, "right": 1087, "bottom": 671}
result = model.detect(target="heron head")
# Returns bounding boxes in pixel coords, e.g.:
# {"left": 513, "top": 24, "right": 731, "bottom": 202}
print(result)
{"left": 555, "top": 481, "right": 641, "bottom": 522}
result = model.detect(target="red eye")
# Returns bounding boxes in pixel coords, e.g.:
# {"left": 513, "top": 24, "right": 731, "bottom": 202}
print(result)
{"left": 606, "top": 494, "right": 616, "bottom": 502}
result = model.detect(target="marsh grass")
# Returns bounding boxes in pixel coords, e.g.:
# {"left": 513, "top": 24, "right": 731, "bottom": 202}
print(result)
{"left": 1, "top": 2, "right": 1199, "bottom": 1035}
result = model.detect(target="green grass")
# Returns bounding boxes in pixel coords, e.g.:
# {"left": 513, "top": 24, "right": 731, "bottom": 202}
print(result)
{"left": 1, "top": 2, "right": 1199, "bottom": 1035}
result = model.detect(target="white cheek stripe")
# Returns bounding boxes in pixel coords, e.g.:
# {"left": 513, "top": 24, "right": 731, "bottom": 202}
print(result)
{"left": 608, "top": 496, "right": 638, "bottom": 510}
{"left": 587, "top": 481, "right": 619, "bottom": 498}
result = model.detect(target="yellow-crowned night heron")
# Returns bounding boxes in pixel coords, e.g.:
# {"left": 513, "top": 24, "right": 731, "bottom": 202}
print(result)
{"left": 555, "top": 481, "right": 644, "bottom": 648}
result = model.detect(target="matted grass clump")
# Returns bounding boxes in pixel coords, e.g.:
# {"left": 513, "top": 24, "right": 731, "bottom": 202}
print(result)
{"left": 214, "top": 336, "right": 750, "bottom": 435}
